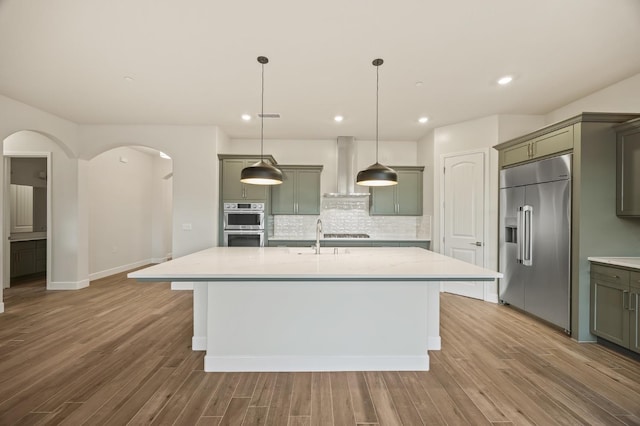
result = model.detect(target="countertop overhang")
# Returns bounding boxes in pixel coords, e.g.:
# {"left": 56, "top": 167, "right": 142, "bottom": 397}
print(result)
{"left": 588, "top": 257, "right": 640, "bottom": 270}
{"left": 129, "top": 246, "right": 502, "bottom": 282}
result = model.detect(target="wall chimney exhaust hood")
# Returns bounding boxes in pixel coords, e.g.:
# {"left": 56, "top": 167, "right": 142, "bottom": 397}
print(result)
{"left": 324, "top": 136, "right": 370, "bottom": 198}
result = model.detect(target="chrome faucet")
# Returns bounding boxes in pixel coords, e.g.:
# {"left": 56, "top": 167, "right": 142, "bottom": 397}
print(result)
{"left": 314, "top": 218, "right": 323, "bottom": 254}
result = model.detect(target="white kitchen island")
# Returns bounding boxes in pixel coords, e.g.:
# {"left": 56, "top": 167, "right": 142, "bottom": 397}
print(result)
{"left": 128, "top": 247, "right": 502, "bottom": 372}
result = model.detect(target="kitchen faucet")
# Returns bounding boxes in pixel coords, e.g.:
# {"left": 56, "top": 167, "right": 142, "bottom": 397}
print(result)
{"left": 315, "top": 218, "right": 323, "bottom": 254}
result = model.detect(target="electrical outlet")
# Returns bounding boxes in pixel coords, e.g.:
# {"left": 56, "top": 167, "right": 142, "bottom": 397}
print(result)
{"left": 182, "top": 223, "right": 192, "bottom": 231}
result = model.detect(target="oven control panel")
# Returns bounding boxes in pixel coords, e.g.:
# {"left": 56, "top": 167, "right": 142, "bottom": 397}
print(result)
{"left": 224, "top": 202, "right": 265, "bottom": 211}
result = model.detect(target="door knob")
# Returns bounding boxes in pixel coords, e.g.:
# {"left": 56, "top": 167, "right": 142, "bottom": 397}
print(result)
{"left": 469, "top": 242, "right": 483, "bottom": 246}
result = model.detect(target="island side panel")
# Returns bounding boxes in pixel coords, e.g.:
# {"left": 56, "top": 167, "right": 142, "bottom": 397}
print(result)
{"left": 192, "top": 282, "right": 208, "bottom": 350}
{"left": 427, "top": 282, "right": 441, "bottom": 350}
{"left": 204, "top": 280, "right": 436, "bottom": 372}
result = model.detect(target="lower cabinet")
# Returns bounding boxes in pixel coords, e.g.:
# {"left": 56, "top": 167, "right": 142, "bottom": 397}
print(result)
{"left": 590, "top": 263, "right": 640, "bottom": 353}
{"left": 10, "top": 240, "right": 46, "bottom": 278}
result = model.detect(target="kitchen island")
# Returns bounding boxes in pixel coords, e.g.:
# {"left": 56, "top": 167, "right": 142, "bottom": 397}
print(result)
{"left": 129, "top": 246, "right": 502, "bottom": 372}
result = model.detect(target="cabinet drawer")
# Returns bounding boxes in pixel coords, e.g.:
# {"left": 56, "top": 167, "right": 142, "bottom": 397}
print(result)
{"left": 631, "top": 271, "right": 640, "bottom": 287}
{"left": 591, "top": 263, "right": 629, "bottom": 286}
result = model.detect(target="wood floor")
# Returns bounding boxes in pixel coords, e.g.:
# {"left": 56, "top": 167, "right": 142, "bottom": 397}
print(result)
{"left": 1, "top": 272, "right": 639, "bottom": 425}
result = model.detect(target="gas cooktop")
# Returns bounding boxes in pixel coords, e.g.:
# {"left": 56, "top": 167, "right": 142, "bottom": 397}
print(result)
{"left": 323, "top": 233, "right": 370, "bottom": 239}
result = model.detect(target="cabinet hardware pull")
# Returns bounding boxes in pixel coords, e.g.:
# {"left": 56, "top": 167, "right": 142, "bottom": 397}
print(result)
{"left": 630, "top": 293, "right": 636, "bottom": 312}
{"left": 623, "top": 290, "right": 629, "bottom": 310}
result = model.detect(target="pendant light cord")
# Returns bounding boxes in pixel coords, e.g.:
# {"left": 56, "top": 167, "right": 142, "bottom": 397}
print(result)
{"left": 260, "top": 61, "right": 265, "bottom": 161}
{"left": 375, "top": 62, "right": 379, "bottom": 163}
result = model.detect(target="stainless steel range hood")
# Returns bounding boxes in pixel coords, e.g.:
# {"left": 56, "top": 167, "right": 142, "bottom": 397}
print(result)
{"left": 324, "top": 136, "right": 369, "bottom": 198}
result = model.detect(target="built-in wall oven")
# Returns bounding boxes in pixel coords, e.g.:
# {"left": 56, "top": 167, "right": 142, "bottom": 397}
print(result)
{"left": 223, "top": 202, "right": 265, "bottom": 247}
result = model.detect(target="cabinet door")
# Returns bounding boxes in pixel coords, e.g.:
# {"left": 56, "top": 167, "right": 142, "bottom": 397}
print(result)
{"left": 630, "top": 271, "right": 640, "bottom": 354}
{"left": 296, "top": 170, "right": 321, "bottom": 214}
{"left": 243, "top": 161, "right": 269, "bottom": 201}
{"left": 501, "top": 142, "right": 531, "bottom": 168}
{"left": 11, "top": 241, "right": 37, "bottom": 278}
{"left": 370, "top": 185, "right": 396, "bottom": 215}
{"left": 590, "top": 264, "right": 630, "bottom": 347}
{"left": 532, "top": 126, "right": 574, "bottom": 160}
{"left": 221, "top": 159, "right": 246, "bottom": 201}
{"left": 271, "top": 169, "right": 295, "bottom": 214}
{"left": 396, "top": 170, "right": 422, "bottom": 215}
{"left": 617, "top": 128, "right": 640, "bottom": 216}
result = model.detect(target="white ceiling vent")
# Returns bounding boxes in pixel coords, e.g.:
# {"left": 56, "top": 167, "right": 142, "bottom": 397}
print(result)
{"left": 258, "top": 113, "right": 281, "bottom": 119}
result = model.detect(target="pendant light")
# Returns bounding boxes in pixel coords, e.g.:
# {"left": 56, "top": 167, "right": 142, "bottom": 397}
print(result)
{"left": 356, "top": 58, "right": 398, "bottom": 187}
{"left": 240, "top": 56, "right": 283, "bottom": 185}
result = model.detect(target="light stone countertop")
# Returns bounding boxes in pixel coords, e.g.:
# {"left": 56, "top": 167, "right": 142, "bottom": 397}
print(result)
{"left": 588, "top": 257, "right": 640, "bottom": 270}
{"left": 129, "top": 246, "right": 501, "bottom": 282}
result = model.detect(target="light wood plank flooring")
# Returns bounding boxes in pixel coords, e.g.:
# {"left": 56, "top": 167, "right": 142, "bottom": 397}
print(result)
{"left": 0, "top": 270, "right": 639, "bottom": 425}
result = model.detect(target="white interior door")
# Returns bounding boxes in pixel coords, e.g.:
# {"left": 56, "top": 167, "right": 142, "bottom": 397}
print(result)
{"left": 442, "top": 151, "right": 485, "bottom": 300}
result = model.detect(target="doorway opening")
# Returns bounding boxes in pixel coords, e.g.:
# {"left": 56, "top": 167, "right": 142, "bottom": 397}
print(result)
{"left": 3, "top": 153, "right": 52, "bottom": 290}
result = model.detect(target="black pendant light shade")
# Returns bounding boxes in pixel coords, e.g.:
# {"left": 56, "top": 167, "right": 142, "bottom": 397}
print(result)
{"left": 240, "top": 56, "right": 283, "bottom": 185}
{"left": 240, "top": 160, "right": 283, "bottom": 185}
{"left": 356, "top": 58, "right": 398, "bottom": 187}
{"left": 356, "top": 162, "right": 398, "bottom": 186}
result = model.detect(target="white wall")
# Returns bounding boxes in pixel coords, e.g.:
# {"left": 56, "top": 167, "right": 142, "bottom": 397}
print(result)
{"left": 88, "top": 147, "right": 155, "bottom": 279}
{"left": 78, "top": 125, "right": 220, "bottom": 258}
{"left": 151, "top": 155, "right": 173, "bottom": 263}
{"left": 417, "top": 130, "right": 435, "bottom": 221}
{"left": 545, "top": 72, "right": 640, "bottom": 124}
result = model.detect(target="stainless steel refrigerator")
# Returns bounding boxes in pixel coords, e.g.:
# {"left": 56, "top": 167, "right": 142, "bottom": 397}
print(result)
{"left": 499, "top": 153, "right": 572, "bottom": 332}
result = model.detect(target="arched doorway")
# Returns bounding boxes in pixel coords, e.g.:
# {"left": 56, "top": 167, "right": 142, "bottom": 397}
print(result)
{"left": 87, "top": 145, "right": 173, "bottom": 280}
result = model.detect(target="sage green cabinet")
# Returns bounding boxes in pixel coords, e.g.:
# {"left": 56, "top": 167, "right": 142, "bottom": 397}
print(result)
{"left": 219, "top": 155, "right": 277, "bottom": 202}
{"left": 370, "top": 167, "right": 424, "bottom": 216}
{"left": 590, "top": 263, "right": 640, "bottom": 354}
{"left": 271, "top": 166, "right": 322, "bottom": 215}
{"left": 615, "top": 118, "right": 640, "bottom": 216}
{"left": 631, "top": 273, "right": 640, "bottom": 354}
{"left": 500, "top": 126, "right": 574, "bottom": 168}
{"left": 10, "top": 240, "right": 46, "bottom": 278}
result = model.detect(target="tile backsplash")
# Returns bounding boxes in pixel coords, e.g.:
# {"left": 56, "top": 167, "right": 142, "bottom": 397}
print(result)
{"left": 271, "top": 196, "right": 431, "bottom": 240}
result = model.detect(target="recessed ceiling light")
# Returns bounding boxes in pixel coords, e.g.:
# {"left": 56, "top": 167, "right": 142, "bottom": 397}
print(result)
{"left": 497, "top": 75, "right": 513, "bottom": 85}
{"left": 418, "top": 117, "right": 429, "bottom": 124}
{"left": 415, "top": 81, "right": 424, "bottom": 87}
{"left": 334, "top": 115, "right": 344, "bottom": 122}
{"left": 159, "top": 151, "right": 171, "bottom": 159}
{"left": 123, "top": 76, "right": 134, "bottom": 82}
{"left": 241, "top": 114, "right": 252, "bottom": 121}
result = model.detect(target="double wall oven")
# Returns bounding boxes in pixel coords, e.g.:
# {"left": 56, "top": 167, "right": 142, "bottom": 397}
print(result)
{"left": 222, "top": 202, "right": 265, "bottom": 247}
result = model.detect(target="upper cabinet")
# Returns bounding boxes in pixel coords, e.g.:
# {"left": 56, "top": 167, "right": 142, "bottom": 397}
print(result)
{"left": 219, "top": 155, "right": 277, "bottom": 202}
{"left": 500, "top": 126, "right": 574, "bottom": 168}
{"left": 370, "top": 166, "right": 424, "bottom": 216}
{"left": 615, "top": 118, "right": 640, "bottom": 217}
{"left": 271, "top": 165, "right": 323, "bottom": 215}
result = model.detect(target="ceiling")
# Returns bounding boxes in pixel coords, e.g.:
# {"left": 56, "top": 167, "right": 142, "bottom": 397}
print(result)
{"left": 1, "top": 0, "right": 639, "bottom": 141}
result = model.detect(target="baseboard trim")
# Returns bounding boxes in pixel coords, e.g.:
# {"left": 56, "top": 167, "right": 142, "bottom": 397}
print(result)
{"left": 203, "top": 355, "right": 429, "bottom": 372}
{"left": 171, "top": 282, "right": 194, "bottom": 291}
{"left": 48, "top": 279, "right": 90, "bottom": 290}
{"left": 150, "top": 256, "right": 170, "bottom": 264}
{"left": 484, "top": 293, "right": 499, "bottom": 304}
{"left": 427, "top": 336, "right": 441, "bottom": 351}
{"left": 89, "top": 259, "right": 152, "bottom": 281}
{"left": 192, "top": 336, "right": 207, "bottom": 351}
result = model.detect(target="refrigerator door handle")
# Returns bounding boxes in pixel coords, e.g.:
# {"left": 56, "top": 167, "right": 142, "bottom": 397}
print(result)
{"left": 516, "top": 208, "right": 524, "bottom": 263}
{"left": 523, "top": 205, "right": 533, "bottom": 266}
